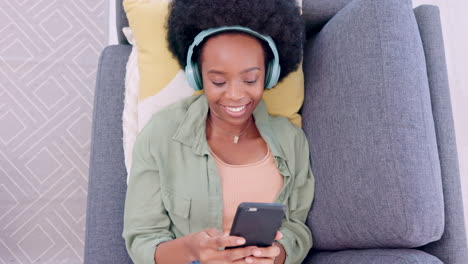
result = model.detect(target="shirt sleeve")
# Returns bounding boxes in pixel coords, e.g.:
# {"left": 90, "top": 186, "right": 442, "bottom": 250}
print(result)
{"left": 122, "top": 127, "right": 174, "bottom": 264}
{"left": 277, "top": 128, "right": 315, "bottom": 264}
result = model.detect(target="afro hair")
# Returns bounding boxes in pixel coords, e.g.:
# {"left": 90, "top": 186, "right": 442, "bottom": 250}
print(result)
{"left": 166, "top": 0, "right": 304, "bottom": 82}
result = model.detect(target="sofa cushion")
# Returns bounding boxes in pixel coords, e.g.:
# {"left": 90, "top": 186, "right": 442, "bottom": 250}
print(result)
{"left": 302, "top": 0, "right": 444, "bottom": 250}
{"left": 302, "top": 0, "right": 353, "bottom": 33}
{"left": 304, "top": 249, "right": 442, "bottom": 264}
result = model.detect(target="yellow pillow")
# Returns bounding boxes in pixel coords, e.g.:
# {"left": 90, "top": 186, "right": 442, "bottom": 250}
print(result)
{"left": 123, "top": 0, "right": 304, "bottom": 127}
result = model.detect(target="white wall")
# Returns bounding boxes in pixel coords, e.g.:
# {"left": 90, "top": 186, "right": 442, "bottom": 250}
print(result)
{"left": 109, "top": 0, "right": 117, "bottom": 45}
{"left": 109, "top": 0, "right": 468, "bottom": 238}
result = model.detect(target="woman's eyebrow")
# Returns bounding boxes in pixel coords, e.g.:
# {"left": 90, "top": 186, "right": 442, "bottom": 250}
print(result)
{"left": 207, "top": 67, "right": 261, "bottom": 75}
{"left": 207, "top": 69, "right": 226, "bottom": 74}
{"left": 240, "top": 67, "right": 261, "bottom": 74}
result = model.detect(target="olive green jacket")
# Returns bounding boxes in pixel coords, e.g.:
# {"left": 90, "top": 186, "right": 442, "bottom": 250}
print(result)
{"left": 123, "top": 94, "right": 315, "bottom": 264}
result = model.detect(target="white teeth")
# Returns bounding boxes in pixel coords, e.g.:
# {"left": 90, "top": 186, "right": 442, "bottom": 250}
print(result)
{"left": 226, "top": 105, "right": 246, "bottom": 112}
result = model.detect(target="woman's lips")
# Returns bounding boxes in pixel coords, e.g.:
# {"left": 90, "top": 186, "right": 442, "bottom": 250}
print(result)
{"left": 222, "top": 102, "right": 251, "bottom": 117}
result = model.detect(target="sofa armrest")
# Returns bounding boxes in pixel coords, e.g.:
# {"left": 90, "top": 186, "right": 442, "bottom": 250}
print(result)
{"left": 414, "top": 5, "right": 468, "bottom": 264}
{"left": 84, "top": 45, "right": 133, "bottom": 264}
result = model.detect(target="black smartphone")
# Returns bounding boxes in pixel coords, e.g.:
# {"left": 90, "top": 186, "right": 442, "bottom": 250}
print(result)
{"left": 227, "top": 202, "right": 285, "bottom": 249}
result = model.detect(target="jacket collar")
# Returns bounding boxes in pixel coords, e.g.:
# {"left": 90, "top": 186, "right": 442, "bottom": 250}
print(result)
{"left": 172, "top": 94, "right": 287, "bottom": 161}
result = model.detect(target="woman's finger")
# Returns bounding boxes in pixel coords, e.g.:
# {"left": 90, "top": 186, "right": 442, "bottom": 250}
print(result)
{"left": 244, "top": 256, "right": 275, "bottom": 264}
{"left": 205, "top": 228, "right": 224, "bottom": 238}
{"left": 220, "top": 246, "right": 256, "bottom": 262}
{"left": 274, "top": 231, "right": 283, "bottom": 240}
{"left": 198, "top": 229, "right": 222, "bottom": 248}
{"left": 250, "top": 244, "right": 281, "bottom": 258}
{"left": 206, "top": 234, "right": 246, "bottom": 249}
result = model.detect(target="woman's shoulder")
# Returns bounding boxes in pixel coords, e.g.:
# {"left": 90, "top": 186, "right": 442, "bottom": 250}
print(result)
{"left": 266, "top": 114, "right": 309, "bottom": 155}
{"left": 138, "top": 95, "right": 203, "bottom": 140}
{"left": 268, "top": 115, "right": 304, "bottom": 139}
{"left": 145, "top": 95, "right": 201, "bottom": 128}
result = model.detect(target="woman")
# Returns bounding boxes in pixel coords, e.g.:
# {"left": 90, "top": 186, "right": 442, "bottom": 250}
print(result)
{"left": 123, "top": 0, "right": 315, "bottom": 263}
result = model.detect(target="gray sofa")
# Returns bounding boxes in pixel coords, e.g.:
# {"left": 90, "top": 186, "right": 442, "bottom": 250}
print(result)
{"left": 84, "top": 0, "right": 468, "bottom": 263}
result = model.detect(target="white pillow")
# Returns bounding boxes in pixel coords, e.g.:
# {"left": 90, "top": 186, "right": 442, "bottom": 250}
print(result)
{"left": 122, "top": 27, "right": 193, "bottom": 184}
{"left": 122, "top": 27, "right": 139, "bottom": 183}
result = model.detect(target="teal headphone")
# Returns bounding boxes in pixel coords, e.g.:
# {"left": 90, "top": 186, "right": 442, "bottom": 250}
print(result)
{"left": 185, "top": 26, "right": 281, "bottom": 91}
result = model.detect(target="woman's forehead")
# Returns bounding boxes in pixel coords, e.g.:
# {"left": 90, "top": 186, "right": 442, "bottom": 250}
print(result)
{"left": 200, "top": 33, "right": 265, "bottom": 66}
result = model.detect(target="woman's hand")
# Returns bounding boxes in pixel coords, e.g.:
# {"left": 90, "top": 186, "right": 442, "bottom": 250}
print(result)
{"left": 187, "top": 229, "right": 284, "bottom": 264}
{"left": 243, "top": 232, "right": 284, "bottom": 264}
{"left": 187, "top": 228, "right": 256, "bottom": 263}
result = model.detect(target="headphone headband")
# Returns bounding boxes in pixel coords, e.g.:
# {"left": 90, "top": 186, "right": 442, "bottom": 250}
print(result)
{"left": 185, "top": 26, "right": 281, "bottom": 91}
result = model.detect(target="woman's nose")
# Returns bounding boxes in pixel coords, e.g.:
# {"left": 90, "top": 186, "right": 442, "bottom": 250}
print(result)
{"left": 225, "top": 82, "right": 244, "bottom": 100}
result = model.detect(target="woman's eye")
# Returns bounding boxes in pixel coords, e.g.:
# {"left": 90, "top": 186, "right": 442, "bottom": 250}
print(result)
{"left": 212, "top": 82, "right": 225, "bottom": 87}
{"left": 245, "top": 80, "right": 257, "bottom": 85}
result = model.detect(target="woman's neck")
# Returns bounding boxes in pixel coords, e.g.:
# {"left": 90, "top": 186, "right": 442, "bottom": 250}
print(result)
{"left": 207, "top": 114, "right": 253, "bottom": 135}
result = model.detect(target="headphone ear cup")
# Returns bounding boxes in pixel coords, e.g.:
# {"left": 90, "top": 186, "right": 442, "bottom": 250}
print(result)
{"left": 185, "top": 62, "right": 198, "bottom": 91}
{"left": 265, "top": 60, "right": 280, "bottom": 89}
{"left": 192, "top": 61, "right": 203, "bottom": 90}
{"left": 264, "top": 61, "right": 273, "bottom": 89}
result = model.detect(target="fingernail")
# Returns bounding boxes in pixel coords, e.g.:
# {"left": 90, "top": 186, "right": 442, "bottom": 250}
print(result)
{"left": 253, "top": 250, "right": 261, "bottom": 256}
{"left": 237, "top": 238, "right": 245, "bottom": 245}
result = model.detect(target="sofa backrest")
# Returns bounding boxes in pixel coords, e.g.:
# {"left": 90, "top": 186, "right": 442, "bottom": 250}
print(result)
{"left": 301, "top": 0, "right": 445, "bottom": 250}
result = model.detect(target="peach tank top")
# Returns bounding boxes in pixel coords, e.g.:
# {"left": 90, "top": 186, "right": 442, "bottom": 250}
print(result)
{"left": 211, "top": 147, "right": 284, "bottom": 233}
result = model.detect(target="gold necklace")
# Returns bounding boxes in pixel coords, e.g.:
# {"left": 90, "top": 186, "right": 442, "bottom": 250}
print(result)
{"left": 208, "top": 116, "right": 253, "bottom": 144}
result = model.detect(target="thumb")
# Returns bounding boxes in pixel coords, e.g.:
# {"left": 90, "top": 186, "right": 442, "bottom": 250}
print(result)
{"left": 275, "top": 231, "right": 283, "bottom": 240}
{"left": 205, "top": 228, "right": 224, "bottom": 238}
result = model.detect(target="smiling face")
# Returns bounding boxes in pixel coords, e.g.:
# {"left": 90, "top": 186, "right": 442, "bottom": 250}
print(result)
{"left": 200, "top": 33, "right": 266, "bottom": 129}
